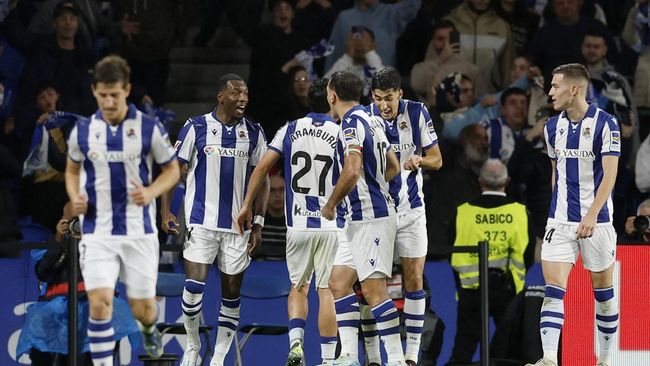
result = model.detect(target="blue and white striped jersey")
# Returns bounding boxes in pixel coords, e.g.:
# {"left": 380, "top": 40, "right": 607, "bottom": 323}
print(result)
{"left": 174, "top": 111, "right": 267, "bottom": 233}
{"left": 67, "top": 105, "right": 176, "bottom": 236}
{"left": 544, "top": 104, "right": 620, "bottom": 224}
{"left": 338, "top": 105, "right": 395, "bottom": 222}
{"left": 367, "top": 99, "right": 438, "bottom": 213}
{"left": 268, "top": 113, "right": 345, "bottom": 230}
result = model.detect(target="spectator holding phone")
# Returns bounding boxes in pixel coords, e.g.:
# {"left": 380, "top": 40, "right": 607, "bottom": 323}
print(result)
{"left": 411, "top": 20, "right": 488, "bottom": 104}
{"left": 621, "top": 199, "right": 650, "bottom": 243}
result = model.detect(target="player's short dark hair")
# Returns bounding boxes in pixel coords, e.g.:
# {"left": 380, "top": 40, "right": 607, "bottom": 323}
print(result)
{"left": 500, "top": 87, "right": 527, "bottom": 106}
{"left": 93, "top": 55, "right": 130, "bottom": 86}
{"left": 371, "top": 67, "right": 401, "bottom": 92}
{"left": 552, "top": 63, "right": 590, "bottom": 82}
{"left": 216, "top": 73, "right": 245, "bottom": 93}
{"left": 308, "top": 77, "right": 330, "bottom": 114}
{"left": 432, "top": 19, "right": 457, "bottom": 34}
{"left": 328, "top": 71, "right": 363, "bottom": 103}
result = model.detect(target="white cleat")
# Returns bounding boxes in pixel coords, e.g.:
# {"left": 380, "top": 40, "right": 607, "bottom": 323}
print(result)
{"left": 180, "top": 344, "right": 200, "bottom": 366}
{"left": 525, "top": 358, "right": 558, "bottom": 366}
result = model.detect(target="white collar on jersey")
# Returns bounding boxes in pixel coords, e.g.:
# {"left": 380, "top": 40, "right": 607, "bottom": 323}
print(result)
{"left": 482, "top": 191, "right": 507, "bottom": 197}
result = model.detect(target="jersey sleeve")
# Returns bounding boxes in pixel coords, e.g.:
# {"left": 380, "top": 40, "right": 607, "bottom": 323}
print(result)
{"left": 268, "top": 123, "right": 288, "bottom": 155}
{"left": 339, "top": 116, "right": 365, "bottom": 156}
{"left": 544, "top": 122, "right": 556, "bottom": 160}
{"left": 250, "top": 124, "right": 268, "bottom": 166}
{"left": 151, "top": 121, "right": 176, "bottom": 165}
{"left": 67, "top": 125, "right": 83, "bottom": 163}
{"left": 418, "top": 104, "right": 438, "bottom": 150}
{"left": 600, "top": 116, "right": 621, "bottom": 157}
{"left": 174, "top": 119, "right": 196, "bottom": 164}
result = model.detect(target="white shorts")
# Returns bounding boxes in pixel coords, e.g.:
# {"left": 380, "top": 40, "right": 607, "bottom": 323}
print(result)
{"left": 286, "top": 229, "right": 339, "bottom": 288}
{"left": 395, "top": 208, "right": 428, "bottom": 258}
{"left": 333, "top": 217, "right": 397, "bottom": 281}
{"left": 541, "top": 222, "right": 617, "bottom": 272}
{"left": 79, "top": 234, "right": 159, "bottom": 299}
{"left": 183, "top": 226, "right": 250, "bottom": 275}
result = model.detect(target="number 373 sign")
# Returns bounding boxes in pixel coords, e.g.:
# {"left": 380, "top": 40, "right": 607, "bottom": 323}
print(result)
{"left": 564, "top": 245, "right": 650, "bottom": 365}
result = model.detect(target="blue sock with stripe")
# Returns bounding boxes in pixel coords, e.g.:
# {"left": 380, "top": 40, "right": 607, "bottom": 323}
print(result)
{"left": 288, "top": 318, "right": 306, "bottom": 348}
{"left": 540, "top": 285, "right": 566, "bottom": 364}
{"left": 595, "top": 287, "right": 618, "bottom": 364}
{"left": 360, "top": 303, "right": 381, "bottom": 365}
{"left": 371, "top": 299, "right": 405, "bottom": 363}
{"left": 182, "top": 279, "right": 205, "bottom": 346}
{"left": 320, "top": 336, "right": 338, "bottom": 362}
{"left": 334, "top": 293, "right": 360, "bottom": 359}
{"left": 212, "top": 297, "right": 240, "bottom": 364}
{"left": 404, "top": 290, "right": 426, "bottom": 363}
{"left": 88, "top": 317, "right": 115, "bottom": 366}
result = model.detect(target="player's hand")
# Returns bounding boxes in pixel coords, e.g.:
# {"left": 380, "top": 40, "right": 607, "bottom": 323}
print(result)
{"left": 236, "top": 206, "right": 252, "bottom": 235}
{"left": 247, "top": 225, "right": 262, "bottom": 255}
{"left": 404, "top": 155, "right": 423, "bottom": 171}
{"left": 56, "top": 219, "right": 70, "bottom": 236}
{"left": 162, "top": 211, "right": 179, "bottom": 235}
{"left": 130, "top": 180, "right": 154, "bottom": 206}
{"left": 71, "top": 193, "right": 88, "bottom": 215}
{"left": 321, "top": 203, "right": 335, "bottom": 220}
{"left": 576, "top": 212, "right": 597, "bottom": 239}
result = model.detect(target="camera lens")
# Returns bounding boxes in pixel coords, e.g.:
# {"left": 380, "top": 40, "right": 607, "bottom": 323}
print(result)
{"left": 69, "top": 218, "right": 81, "bottom": 235}
{"left": 633, "top": 215, "right": 650, "bottom": 234}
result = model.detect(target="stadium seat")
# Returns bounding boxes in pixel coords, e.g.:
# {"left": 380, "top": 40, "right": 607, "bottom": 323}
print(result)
{"left": 234, "top": 274, "right": 291, "bottom": 366}
{"left": 18, "top": 217, "right": 52, "bottom": 243}
{"left": 155, "top": 272, "right": 214, "bottom": 365}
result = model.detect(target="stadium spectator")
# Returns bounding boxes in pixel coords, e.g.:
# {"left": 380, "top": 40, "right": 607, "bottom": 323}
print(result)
{"left": 636, "top": 131, "right": 650, "bottom": 193}
{"left": 412, "top": 20, "right": 488, "bottom": 103}
{"left": 423, "top": 124, "right": 485, "bottom": 257}
{"left": 228, "top": 0, "right": 310, "bottom": 138}
{"left": 114, "top": 0, "right": 178, "bottom": 106}
{"left": 324, "top": 0, "right": 421, "bottom": 71}
{"left": 480, "top": 87, "right": 529, "bottom": 163}
{"left": 277, "top": 65, "right": 313, "bottom": 126}
{"left": 448, "top": 158, "right": 528, "bottom": 366}
{"left": 493, "top": 0, "right": 541, "bottom": 56}
{"left": 256, "top": 174, "right": 288, "bottom": 260}
{"left": 529, "top": 0, "right": 615, "bottom": 91}
{"left": 622, "top": 198, "right": 650, "bottom": 242}
{"left": 325, "top": 25, "right": 384, "bottom": 101}
{"left": 445, "top": 0, "right": 514, "bottom": 92}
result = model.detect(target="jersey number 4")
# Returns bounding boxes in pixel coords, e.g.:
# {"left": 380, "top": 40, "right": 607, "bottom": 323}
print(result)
{"left": 291, "top": 151, "right": 333, "bottom": 196}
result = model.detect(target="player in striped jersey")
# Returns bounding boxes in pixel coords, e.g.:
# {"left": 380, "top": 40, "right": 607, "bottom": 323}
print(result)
{"left": 161, "top": 74, "right": 269, "bottom": 366}
{"left": 364, "top": 67, "right": 442, "bottom": 365}
{"left": 528, "top": 64, "right": 620, "bottom": 366}
{"left": 65, "top": 56, "right": 180, "bottom": 365}
{"left": 237, "top": 77, "right": 343, "bottom": 366}
{"left": 320, "top": 71, "right": 405, "bottom": 366}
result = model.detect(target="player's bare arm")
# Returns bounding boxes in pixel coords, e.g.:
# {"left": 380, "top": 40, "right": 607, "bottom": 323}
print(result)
{"left": 405, "top": 144, "right": 442, "bottom": 171}
{"left": 236, "top": 150, "right": 280, "bottom": 234}
{"left": 248, "top": 170, "right": 270, "bottom": 255}
{"left": 160, "top": 162, "right": 187, "bottom": 235}
{"left": 576, "top": 155, "right": 619, "bottom": 239}
{"left": 384, "top": 148, "right": 400, "bottom": 181}
{"left": 130, "top": 159, "right": 180, "bottom": 206}
{"left": 65, "top": 157, "right": 87, "bottom": 216}
{"left": 322, "top": 151, "right": 361, "bottom": 220}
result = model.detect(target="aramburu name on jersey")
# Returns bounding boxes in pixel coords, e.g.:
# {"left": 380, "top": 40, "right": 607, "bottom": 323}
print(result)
{"left": 554, "top": 148, "right": 596, "bottom": 160}
{"left": 203, "top": 145, "right": 249, "bottom": 159}
{"left": 293, "top": 204, "right": 322, "bottom": 217}
{"left": 289, "top": 127, "right": 337, "bottom": 149}
{"left": 87, "top": 150, "right": 140, "bottom": 162}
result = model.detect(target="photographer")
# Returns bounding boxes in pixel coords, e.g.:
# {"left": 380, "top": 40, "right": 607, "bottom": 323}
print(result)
{"left": 622, "top": 199, "right": 650, "bottom": 243}
{"left": 17, "top": 203, "right": 139, "bottom": 365}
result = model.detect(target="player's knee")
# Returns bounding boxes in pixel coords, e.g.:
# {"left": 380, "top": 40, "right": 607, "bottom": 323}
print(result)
{"left": 88, "top": 297, "right": 113, "bottom": 319}
{"left": 403, "top": 274, "right": 423, "bottom": 292}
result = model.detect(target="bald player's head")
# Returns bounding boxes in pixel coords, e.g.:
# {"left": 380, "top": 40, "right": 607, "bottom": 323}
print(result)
{"left": 479, "top": 158, "right": 509, "bottom": 191}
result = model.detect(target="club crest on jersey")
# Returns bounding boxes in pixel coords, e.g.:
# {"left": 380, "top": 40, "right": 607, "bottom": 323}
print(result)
{"left": 211, "top": 128, "right": 218, "bottom": 136}
{"left": 239, "top": 130, "right": 247, "bottom": 139}
{"left": 582, "top": 127, "right": 591, "bottom": 139}
{"left": 127, "top": 128, "right": 136, "bottom": 139}
{"left": 399, "top": 120, "right": 408, "bottom": 130}
{"left": 204, "top": 146, "right": 215, "bottom": 156}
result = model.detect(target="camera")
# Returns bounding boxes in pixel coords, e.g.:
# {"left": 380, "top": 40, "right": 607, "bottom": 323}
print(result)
{"left": 69, "top": 217, "right": 81, "bottom": 237}
{"left": 634, "top": 215, "right": 650, "bottom": 234}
